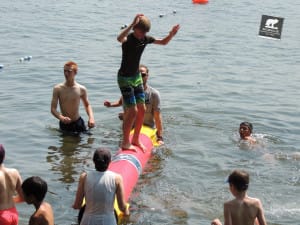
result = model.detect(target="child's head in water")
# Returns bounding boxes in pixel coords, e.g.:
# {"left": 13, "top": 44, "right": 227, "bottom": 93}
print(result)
{"left": 239, "top": 122, "right": 253, "bottom": 140}
{"left": 239, "top": 122, "right": 256, "bottom": 146}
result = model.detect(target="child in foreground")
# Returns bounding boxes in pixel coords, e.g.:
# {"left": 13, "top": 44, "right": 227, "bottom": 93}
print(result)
{"left": 0, "top": 144, "right": 23, "bottom": 225}
{"left": 117, "top": 14, "right": 180, "bottom": 151}
{"left": 22, "top": 176, "right": 54, "bottom": 225}
{"left": 211, "top": 170, "right": 267, "bottom": 225}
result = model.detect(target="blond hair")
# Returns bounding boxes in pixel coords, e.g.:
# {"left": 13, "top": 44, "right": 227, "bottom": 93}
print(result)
{"left": 134, "top": 16, "right": 151, "bottom": 32}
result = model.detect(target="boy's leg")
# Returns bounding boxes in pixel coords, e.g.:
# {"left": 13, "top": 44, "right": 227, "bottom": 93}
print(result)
{"left": 121, "top": 106, "right": 137, "bottom": 151}
{"left": 118, "top": 73, "right": 144, "bottom": 151}
{"left": 131, "top": 103, "right": 146, "bottom": 152}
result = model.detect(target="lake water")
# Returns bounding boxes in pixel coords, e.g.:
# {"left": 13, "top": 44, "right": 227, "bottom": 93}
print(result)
{"left": 0, "top": 0, "right": 299, "bottom": 224}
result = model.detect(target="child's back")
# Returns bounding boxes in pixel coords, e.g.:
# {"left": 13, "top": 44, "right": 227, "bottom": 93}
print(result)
{"left": 22, "top": 176, "right": 54, "bottom": 225}
{"left": 212, "top": 170, "right": 267, "bottom": 225}
{"left": 29, "top": 202, "right": 54, "bottom": 225}
{"left": 224, "top": 196, "right": 264, "bottom": 225}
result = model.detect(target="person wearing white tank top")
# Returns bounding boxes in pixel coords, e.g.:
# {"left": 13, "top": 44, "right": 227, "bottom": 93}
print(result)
{"left": 72, "top": 148, "right": 129, "bottom": 225}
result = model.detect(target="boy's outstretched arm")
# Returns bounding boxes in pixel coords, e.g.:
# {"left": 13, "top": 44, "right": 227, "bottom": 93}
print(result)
{"left": 117, "top": 14, "right": 144, "bottom": 43}
{"left": 154, "top": 24, "right": 180, "bottom": 45}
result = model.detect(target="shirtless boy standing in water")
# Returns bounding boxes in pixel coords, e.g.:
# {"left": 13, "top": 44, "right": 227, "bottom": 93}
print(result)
{"left": 51, "top": 61, "right": 95, "bottom": 134}
{"left": 211, "top": 170, "right": 267, "bottom": 225}
{"left": 0, "top": 144, "right": 23, "bottom": 225}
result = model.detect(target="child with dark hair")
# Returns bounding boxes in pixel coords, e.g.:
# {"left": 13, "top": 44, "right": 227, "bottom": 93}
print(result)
{"left": 72, "top": 148, "right": 129, "bottom": 225}
{"left": 22, "top": 176, "right": 54, "bottom": 225}
{"left": 239, "top": 122, "right": 256, "bottom": 144}
{"left": 211, "top": 170, "right": 267, "bottom": 225}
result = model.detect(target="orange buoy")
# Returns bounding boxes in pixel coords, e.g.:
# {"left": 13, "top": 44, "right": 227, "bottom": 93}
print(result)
{"left": 193, "top": 0, "right": 208, "bottom": 4}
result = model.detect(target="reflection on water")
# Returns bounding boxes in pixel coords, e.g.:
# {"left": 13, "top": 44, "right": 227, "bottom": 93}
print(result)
{"left": 47, "top": 134, "right": 94, "bottom": 184}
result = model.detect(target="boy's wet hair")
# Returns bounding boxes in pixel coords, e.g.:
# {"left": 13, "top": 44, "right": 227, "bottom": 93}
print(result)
{"left": 134, "top": 16, "right": 151, "bottom": 32}
{"left": 228, "top": 170, "right": 249, "bottom": 192}
{"left": 0, "top": 144, "right": 5, "bottom": 164}
{"left": 22, "top": 176, "right": 48, "bottom": 202}
{"left": 240, "top": 122, "right": 253, "bottom": 132}
{"left": 93, "top": 148, "right": 111, "bottom": 172}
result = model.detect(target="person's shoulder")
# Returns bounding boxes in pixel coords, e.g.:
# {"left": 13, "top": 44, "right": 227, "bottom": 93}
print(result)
{"left": 246, "top": 196, "right": 262, "bottom": 207}
{"left": 106, "top": 170, "right": 118, "bottom": 177}
{"left": 149, "top": 86, "right": 161, "bottom": 99}
{"left": 53, "top": 82, "right": 65, "bottom": 90}
{"left": 42, "top": 201, "right": 53, "bottom": 211}
{"left": 145, "top": 35, "right": 156, "bottom": 43}
{"left": 37, "top": 201, "right": 53, "bottom": 212}
{"left": 5, "top": 167, "right": 20, "bottom": 176}
{"left": 148, "top": 85, "right": 159, "bottom": 94}
{"left": 114, "top": 172, "right": 123, "bottom": 182}
{"left": 76, "top": 82, "right": 87, "bottom": 90}
{"left": 30, "top": 202, "right": 54, "bottom": 225}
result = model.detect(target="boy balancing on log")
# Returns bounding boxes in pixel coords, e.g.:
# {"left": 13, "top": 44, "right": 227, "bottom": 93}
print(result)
{"left": 117, "top": 14, "right": 180, "bottom": 151}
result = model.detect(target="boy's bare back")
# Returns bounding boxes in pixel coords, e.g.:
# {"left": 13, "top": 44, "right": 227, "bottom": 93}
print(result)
{"left": 0, "top": 167, "right": 22, "bottom": 210}
{"left": 212, "top": 170, "right": 267, "bottom": 225}
{"left": 224, "top": 196, "right": 266, "bottom": 225}
{"left": 29, "top": 202, "right": 54, "bottom": 225}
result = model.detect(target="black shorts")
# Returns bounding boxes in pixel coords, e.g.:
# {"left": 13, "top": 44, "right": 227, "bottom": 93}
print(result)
{"left": 59, "top": 117, "right": 87, "bottom": 134}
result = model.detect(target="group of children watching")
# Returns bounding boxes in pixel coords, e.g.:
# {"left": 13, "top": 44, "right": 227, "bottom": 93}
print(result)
{"left": 0, "top": 144, "right": 54, "bottom": 225}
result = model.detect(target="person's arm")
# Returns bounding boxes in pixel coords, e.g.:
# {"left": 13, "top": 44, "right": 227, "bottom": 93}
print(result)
{"left": 154, "top": 24, "right": 180, "bottom": 45}
{"left": 256, "top": 200, "right": 267, "bottom": 225}
{"left": 117, "top": 14, "right": 143, "bottom": 43}
{"left": 154, "top": 111, "right": 164, "bottom": 144}
{"left": 151, "top": 90, "right": 164, "bottom": 143}
{"left": 223, "top": 203, "right": 233, "bottom": 225}
{"left": 81, "top": 87, "right": 95, "bottom": 128}
{"left": 13, "top": 170, "right": 24, "bottom": 203}
{"left": 72, "top": 172, "right": 86, "bottom": 209}
{"left": 51, "top": 86, "right": 71, "bottom": 123}
{"left": 104, "top": 97, "right": 123, "bottom": 107}
{"left": 51, "top": 86, "right": 62, "bottom": 120}
{"left": 115, "top": 174, "right": 129, "bottom": 216}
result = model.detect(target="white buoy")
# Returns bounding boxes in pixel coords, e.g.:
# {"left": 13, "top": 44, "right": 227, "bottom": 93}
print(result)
{"left": 24, "top": 56, "right": 32, "bottom": 61}
{"left": 19, "top": 56, "right": 32, "bottom": 62}
{"left": 121, "top": 24, "right": 127, "bottom": 29}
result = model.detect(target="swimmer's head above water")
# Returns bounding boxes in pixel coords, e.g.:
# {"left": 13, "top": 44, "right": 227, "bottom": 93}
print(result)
{"left": 239, "top": 122, "right": 253, "bottom": 140}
